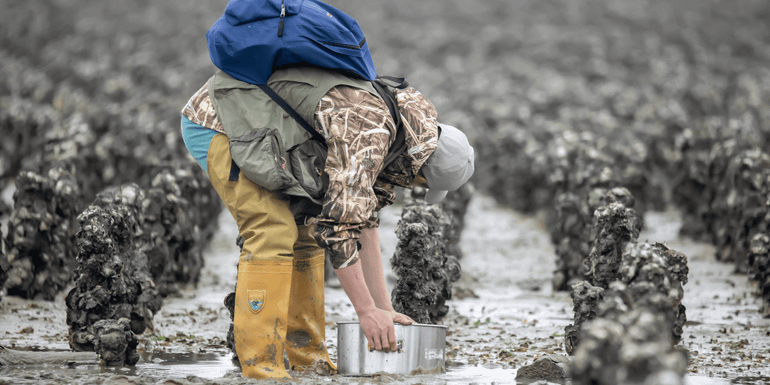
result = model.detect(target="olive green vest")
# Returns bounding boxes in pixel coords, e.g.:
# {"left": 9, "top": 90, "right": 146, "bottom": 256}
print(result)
{"left": 207, "top": 66, "right": 378, "bottom": 210}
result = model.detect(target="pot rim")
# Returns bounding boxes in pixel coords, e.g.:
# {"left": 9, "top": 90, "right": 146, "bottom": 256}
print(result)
{"left": 336, "top": 321, "right": 447, "bottom": 329}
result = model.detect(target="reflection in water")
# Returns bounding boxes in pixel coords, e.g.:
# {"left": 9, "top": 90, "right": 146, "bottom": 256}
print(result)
{"left": 0, "top": 351, "right": 239, "bottom": 381}
{"left": 129, "top": 351, "right": 239, "bottom": 379}
{"left": 0, "top": 352, "right": 764, "bottom": 384}
{"left": 441, "top": 364, "right": 517, "bottom": 384}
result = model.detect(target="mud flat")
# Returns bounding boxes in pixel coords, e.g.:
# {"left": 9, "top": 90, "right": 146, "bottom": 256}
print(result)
{"left": 0, "top": 194, "right": 767, "bottom": 384}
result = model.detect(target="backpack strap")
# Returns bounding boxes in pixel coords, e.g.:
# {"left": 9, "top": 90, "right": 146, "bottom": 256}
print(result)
{"left": 258, "top": 76, "right": 410, "bottom": 169}
{"left": 372, "top": 76, "right": 409, "bottom": 170}
{"left": 375, "top": 76, "right": 409, "bottom": 89}
{"left": 256, "top": 84, "right": 328, "bottom": 149}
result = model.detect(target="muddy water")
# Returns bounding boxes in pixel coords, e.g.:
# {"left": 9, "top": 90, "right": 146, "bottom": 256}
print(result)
{"left": 0, "top": 354, "right": 754, "bottom": 385}
{"left": 1, "top": 194, "right": 769, "bottom": 384}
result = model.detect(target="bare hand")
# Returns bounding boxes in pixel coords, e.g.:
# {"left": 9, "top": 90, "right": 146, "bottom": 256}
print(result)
{"left": 390, "top": 311, "right": 415, "bottom": 326}
{"left": 359, "top": 308, "right": 404, "bottom": 352}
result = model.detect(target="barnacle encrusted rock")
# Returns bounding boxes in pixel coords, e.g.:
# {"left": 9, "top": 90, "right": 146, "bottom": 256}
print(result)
{"left": 566, "top": 241, "right": 689, "bottom": 384}
{"left": 0, "top": 223, "right": 7, "bottom": 298}
{"left": 562, "top": 181, "right": 688, "bottom": 384}
{"left": 2, "top": 167, "right": 79, "bottom": 300}
{"left": 749, "top": 234, "right": 770, "bottom": 316}
{"left": 550, "top": 191, "right": 593, "bottom": 291}
{"left": 390, "top": 203, "right": 446, "bottom": 324}
{"left": 92, "top": 318, "right": 139, "bottom": 367}
{"left": 552, "top": 187, "right": 641, "bottom": 291}
{"left": 515, "top": 354, "right": 571, "bottom": 382}
{"left": 618, "top": 243, "right": 688, "bottom": 345}
{"left": 391, "top": 188, "right": 463, "bottom": 324}
{"left": 140, "top": 170, "right": 206, "bottom": 297}
{"left": 585, "top": 199, "right": 642, "bottom": 289}
{"left": 65, "top": 185, "right": 161, "bottom": 366}
{"left": 441, "top": 184, "right": 474, "bottom": 262}
{"left": 224, "top": 291, "right": 237, "bottom": 358}
{"left": 564, "top": 281, "right": 605, "bottom": 355}
{"left": 64, "top": 168, "right": 213, "bottom": 363}
{"left": 570, "top": 308, "right": 687, "bottom": 385}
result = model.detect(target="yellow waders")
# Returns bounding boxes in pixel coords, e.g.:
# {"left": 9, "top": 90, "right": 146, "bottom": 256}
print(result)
{"left": 287, "top": 233, "right": 336, "bottom": 372}
{"left": 206, "top": 133, "right": 334, "bottom": 379}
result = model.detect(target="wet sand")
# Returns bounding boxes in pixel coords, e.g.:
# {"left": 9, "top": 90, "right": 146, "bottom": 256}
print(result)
{"left": 1, "top": 194, "right": 769, "bottom": 384}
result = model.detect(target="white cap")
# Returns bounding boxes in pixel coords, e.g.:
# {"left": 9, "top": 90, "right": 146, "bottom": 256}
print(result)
{"left": 422, "top": 124, "right": 475, "bottom": 204}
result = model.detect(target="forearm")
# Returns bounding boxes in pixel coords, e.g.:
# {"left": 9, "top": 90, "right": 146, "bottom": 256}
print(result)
{"left": 334, "top": 261, "right": 377, "bottom": 317}
{"left": 334, "top": 229, "right": 415, "bottom": 353}
{"left": 358, "top": 227, "right": 394, "bottom": 311}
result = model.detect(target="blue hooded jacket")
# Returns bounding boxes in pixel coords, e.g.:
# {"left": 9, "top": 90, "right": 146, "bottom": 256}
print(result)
{"left": 207, "top": 0, "right": 378, "bottom": 85}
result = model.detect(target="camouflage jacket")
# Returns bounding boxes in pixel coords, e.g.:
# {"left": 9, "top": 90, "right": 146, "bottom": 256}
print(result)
{"left": 182, "top": 82, "right": 439, "bottom": 269}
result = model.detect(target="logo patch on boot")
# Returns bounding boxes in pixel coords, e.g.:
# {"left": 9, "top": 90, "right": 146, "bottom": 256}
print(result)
{"left": 247, "top": 290, "right": 265, "bottom": 314}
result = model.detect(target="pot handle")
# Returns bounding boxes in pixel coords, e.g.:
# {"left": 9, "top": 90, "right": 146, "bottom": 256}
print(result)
{"left": 367, "top": 339, "right": 406, "bottom": 353}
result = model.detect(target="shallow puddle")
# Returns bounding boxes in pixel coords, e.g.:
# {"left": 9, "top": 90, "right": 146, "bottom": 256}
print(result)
{"left": 442, "top": 364, "right": 522, "bottom": 384}
{"left": 129, "top": 351, "right": 240, "bottom": 379}
{"left": 2, "top": 351, "right": 763, "bottom": 385}
{"left": 0, "top": 351, "right": 238, "bottom": 379}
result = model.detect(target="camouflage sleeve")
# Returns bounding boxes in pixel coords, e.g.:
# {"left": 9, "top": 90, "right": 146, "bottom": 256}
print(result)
{"left": 396, "top": 87, "right": 439, "bottom": 174}
{"left": 313, "top": 86, "right": 397, "bottom": 269}
{"left": 181, "top": 82, "right": 225, "bottom": 133}
{"left": 373, "top": 179, "right": 396, "bottom": 210}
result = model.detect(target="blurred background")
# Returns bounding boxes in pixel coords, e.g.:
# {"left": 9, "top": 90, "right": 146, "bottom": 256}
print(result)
{"left": 3, "top": 0, "right": 769, "bottom": 204}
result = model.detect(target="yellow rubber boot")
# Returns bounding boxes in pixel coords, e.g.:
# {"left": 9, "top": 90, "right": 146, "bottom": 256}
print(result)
{"left": 233, "top": 259, "right": 293, "bottom": 379}
{"left": 286, "top": 227, "right": 336, "bottom": 371}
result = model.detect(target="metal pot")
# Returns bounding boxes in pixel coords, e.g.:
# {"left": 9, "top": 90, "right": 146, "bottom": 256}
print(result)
{"left": 336, "top": 321, "right": 447, "bottom": 376}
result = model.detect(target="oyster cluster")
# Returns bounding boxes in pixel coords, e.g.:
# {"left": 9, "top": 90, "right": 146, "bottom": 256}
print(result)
{"left": 583, "top": 191, "right": 643, "bottom": 289}
{"left": 2, "top": 167, "right": 79, "bottom": 299}
{"left": 564, "top": 190, "right": 646, "bottom": 353}
{"left": 140, "top": 170, "right": 209, "bottom": 297}
{"left": 551, "top": 187, "right": 644, "bottom": 291}
{"left": 439, "top": 184, "right": 474, "bottom": 261}
{"left": 390, "top": 187, "right": 468, "bottom": 324}
{"left": 570, "top": 309, "right": 688, "bottom": 385}
{"left": 569, "top": 243, "right": 689, "bottom": 385}
{"left": 748, "top": 234, "right": 770, "bottom": 315}
{"left": 560, "top": 186, "right": 688, "bottom": 384}
{"left": 65, "top": 185, "right": 158, "bottom": 366}
{"left": 565, "top": 240, "right": 689, "bottom": 383}
{"left": 64, "top": 171, "right": 216, "bottom": 366}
